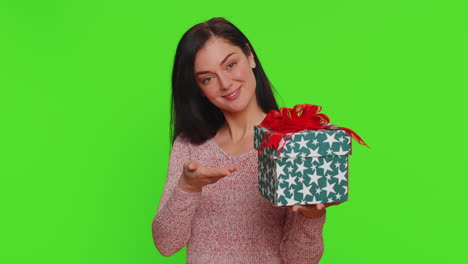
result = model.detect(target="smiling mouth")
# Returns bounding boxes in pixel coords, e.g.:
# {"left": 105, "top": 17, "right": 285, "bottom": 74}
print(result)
{"left": 222, "top": 87, "right": 241, "bottom": 101}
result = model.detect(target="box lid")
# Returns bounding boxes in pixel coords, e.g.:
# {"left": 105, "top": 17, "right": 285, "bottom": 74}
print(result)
{"left": 254, "top": 125, "right": 351, "bottom": 159}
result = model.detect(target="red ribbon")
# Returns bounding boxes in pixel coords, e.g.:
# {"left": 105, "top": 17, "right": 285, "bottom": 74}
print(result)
{"left": 258, "top": 104, "right": 369, "bottom": 154}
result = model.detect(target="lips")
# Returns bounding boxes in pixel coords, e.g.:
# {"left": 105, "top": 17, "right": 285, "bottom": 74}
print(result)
{"left": 222, "top": 88, "right": 241, "bottom": 101}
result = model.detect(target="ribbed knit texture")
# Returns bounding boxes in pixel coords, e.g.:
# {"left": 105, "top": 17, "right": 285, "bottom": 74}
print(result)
{"left": 152, "top": 135, "right": 326, "bottom": 264}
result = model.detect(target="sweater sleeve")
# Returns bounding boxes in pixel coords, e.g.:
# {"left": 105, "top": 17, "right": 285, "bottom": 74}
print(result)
{"left": 152, "top": 135, "right": 202, "bottom": 256}
{"left": 280, "top": 209, "right": 327, "bottom": 264}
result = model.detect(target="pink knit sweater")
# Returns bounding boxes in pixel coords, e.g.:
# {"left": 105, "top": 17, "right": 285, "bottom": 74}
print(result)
{"left": 152, "top": 135, "right": 326, "bottom": 264}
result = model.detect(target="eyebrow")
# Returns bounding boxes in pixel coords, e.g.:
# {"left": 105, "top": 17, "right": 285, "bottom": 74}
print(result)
{"left": 195, "top": 52, "right": 236, "bottom": 75}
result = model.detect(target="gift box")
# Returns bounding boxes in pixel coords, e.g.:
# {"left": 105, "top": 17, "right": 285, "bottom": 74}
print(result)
{"left": 254, "top": 126, "right": 352, "bottom": 206}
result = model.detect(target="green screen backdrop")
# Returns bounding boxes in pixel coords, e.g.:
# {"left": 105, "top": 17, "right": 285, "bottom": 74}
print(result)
{"left": 1, "top": 0, "right": 467, "bottom": 263}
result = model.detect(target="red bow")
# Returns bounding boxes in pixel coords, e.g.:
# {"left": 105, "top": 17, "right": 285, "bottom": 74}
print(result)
{"left": 258, "top": 104, "right": 369, "bottom": 154}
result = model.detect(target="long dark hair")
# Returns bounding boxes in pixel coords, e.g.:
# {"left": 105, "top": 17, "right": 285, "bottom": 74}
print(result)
{"left": 171, "top": 17, "right": 279, "bottom": 144}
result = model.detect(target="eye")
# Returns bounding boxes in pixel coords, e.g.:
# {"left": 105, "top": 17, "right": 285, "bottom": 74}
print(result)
{"left": 201, "top": 76, "right": 213, "bottom": 84}
{"left": 227, "top": 62, "right": 237, "bottom": 69}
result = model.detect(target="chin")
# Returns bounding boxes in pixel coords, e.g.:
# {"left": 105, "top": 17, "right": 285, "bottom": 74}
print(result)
{"left": 223, "top": 100, "right": 253, "bottom": 114}
{"left": 213, "top": 91, "right": 256, "bottom": 114}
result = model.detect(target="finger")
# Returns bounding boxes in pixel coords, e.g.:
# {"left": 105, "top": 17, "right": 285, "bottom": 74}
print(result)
{"left": 187, "top": 161, "right": 198, "bottom": 171}
{"left": 205, "top": 167, "right": 232, "bottom": 178}
{"left": 183, "top": 160, "right": 196, "bottom": 171}
{"left": 316, "top": 203, "right": 326, "bottom": 210}
{"left": 183, "top": 160, "right": 191, "bottom": 169}
{"left": 292, "top": 205, "right": 302, "bottom": 212}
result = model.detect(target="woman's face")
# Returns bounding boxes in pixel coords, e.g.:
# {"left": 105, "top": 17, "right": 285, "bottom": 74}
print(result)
{"left": 194, "top": 37, "right": 257, "bottom": 115}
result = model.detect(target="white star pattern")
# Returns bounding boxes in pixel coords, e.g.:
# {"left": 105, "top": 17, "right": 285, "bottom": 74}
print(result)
{"left": 276, "top": 164, "right": 286, "bottom": 176}
{"left": 298, "top": 183, "right": 313, "bottom": 198}
{"left": 336, "top": 193, "right": 342, "bottom": 199}
{"left": 285, "top": 188, "right": 296, "bottom": 196}
{"left": 276, "top": 186, "right": 286, "bottom": 198}
{"left": 311, "top": 156, "right": 320, "bottom": 165}
{"left": 322, "top": 181, "right": 336, "bottom": 197}
{"left": 312, "top": 139, "right": 319, "bottom": 145}
{"left": 289, "top": 187, "right": 296, "bottom": 196}
{"left": 297, "top": 136, "right": 309, "bottom": 150}
{"left": 285, "top": 175, "right": 297, "bottom": 187}
{"left": 308, "top": 147, "right": 320, "bottom": 157}
{"left": 291, "top": 140, "right": 299, "bottom": 148}
{"left": 326, "top": 149, "right": 334, "bottom": 155}
{"left": 333, "top": 168, "right": 348, "bottom": 184}
{"left": 342, "top": 185, "right": 348, "bottom": 195}
{"left": 311, "top": 196, "right": 321, "bottom": 204}
{"left": 334, "top": 146, "right": 349, "bottom": 155}
{"left": 319, "top": 159, "right": 333, "bottom": 175}
{"left": 288, "top": 149, "right": 299, "bottom": 159}
{"left": 334, "top": 161, "right": 341, "bottom": 168}
{"left": 306, "top": 170, "right": 322, "bottom": 186}
{"left": 323, "top": 132, "right": 339, "bottom": 148}
{"left": 295, "top": 161, "right": 307, "bottom": 176}
{"left": 285, "top": 194, "right": 298, "bottom": 205}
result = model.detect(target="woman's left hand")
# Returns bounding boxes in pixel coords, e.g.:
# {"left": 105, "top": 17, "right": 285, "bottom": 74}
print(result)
{"left": 291, "top": 202, "right": 342, "bottom": 218}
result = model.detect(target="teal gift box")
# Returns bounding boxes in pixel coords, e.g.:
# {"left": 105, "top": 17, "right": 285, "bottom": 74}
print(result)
{"left": 254, "top": 125, "right": 352, "bottom": 206}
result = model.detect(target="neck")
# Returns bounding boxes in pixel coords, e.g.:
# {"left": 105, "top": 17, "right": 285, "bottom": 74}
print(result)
{"left": 221, "top": 103, "right": 266, "bottom": 142}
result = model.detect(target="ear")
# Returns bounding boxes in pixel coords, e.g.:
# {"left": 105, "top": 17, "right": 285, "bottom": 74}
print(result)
{"left": 246, "top": 44, "right": 256, "bottom": 69}
{"left": 248, "top": 53, "right": 256, "bottom": 69}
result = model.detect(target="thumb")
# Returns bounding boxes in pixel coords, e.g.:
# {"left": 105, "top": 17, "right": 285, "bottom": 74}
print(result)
{"left": 228, "top": 166, "right": 239, "bottom": 173}
{"left": 184, "top": 160, "right": 198, "bottom": 172}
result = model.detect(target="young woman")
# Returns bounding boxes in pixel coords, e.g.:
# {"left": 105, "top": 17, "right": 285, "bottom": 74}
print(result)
{"left": 152, "top": 17, "right": 337, "bottom": 264}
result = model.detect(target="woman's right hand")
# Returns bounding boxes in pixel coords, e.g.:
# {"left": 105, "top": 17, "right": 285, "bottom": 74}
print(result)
{"left": 177, "top": 160, "right": 238, "bottom": 192}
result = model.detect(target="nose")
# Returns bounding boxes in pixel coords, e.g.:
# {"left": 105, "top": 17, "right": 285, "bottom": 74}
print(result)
{"left": 218, "top": 72, "right": 232, "bottom": 90}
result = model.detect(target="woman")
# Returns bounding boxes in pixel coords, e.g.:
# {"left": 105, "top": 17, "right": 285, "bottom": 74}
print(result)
{"left": 152, "top": 17, "right": 336, "bottom": 264}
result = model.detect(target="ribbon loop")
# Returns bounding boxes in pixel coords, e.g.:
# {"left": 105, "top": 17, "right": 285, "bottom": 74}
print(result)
{"left": 258, "top": 104, "right": 369, "bottom": 154}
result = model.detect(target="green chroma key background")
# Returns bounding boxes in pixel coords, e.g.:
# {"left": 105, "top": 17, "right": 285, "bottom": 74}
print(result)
{"left": 1, "top": 0, "right": 466, "bottom": 263}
